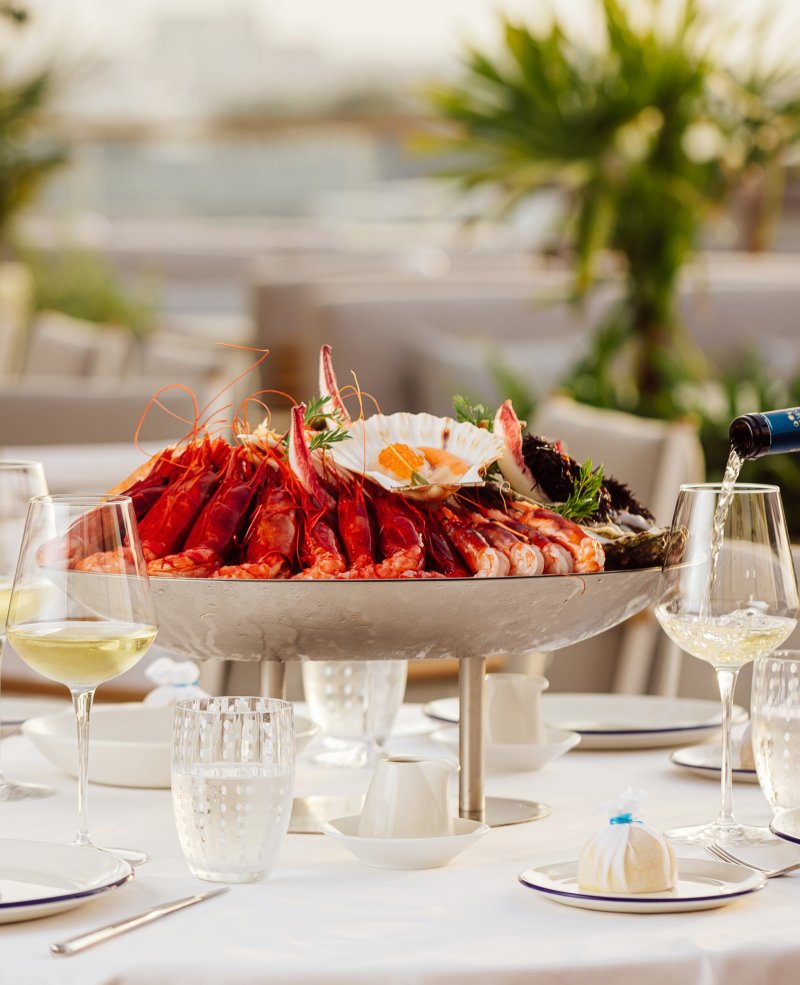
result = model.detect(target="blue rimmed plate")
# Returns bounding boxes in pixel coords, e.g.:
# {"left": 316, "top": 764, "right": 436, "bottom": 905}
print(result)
{"left": 0, "top": 840, "right": 133, "bottom": 924}
{"left": 770, "top": 808, "right": 800, "bottom": 846}
{"left": 670, "top": 744, "right": 759, "bottom": 784}
{"left": 424, "top": 694, "right": 747, "bottom": 750}
{"left": 518, "top": 858, "right": 765, "bottom": 913}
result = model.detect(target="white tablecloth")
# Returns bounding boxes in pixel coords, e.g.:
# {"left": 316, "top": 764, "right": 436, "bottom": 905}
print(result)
{"left": 2, "top": 704, "right": 800, "bottom": 985}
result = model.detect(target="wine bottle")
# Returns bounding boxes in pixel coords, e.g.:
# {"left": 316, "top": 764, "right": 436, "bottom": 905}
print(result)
{"left": 729, "top": 408, "right": 800, "bottom": 461}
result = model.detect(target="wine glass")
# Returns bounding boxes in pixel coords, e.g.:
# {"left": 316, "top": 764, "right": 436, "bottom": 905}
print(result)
{"left": 6, "top": 495, "right": 158, "bottom": 860}
{"left": 301, "top": 660, "right": 407, "bottom": 768}
{"left": 655, "top": 482, "right": 798, "bottom": 846}
{"left": 0, "top": 460, "right": 55, "bottom": 801}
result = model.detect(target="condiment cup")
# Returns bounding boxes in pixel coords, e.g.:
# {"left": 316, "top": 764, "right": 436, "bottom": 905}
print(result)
{"left": 485, "top": 673, "right": 548, "bottom": 744}
{"left": 358, "top": 755, "right": 458, "bottom": 838}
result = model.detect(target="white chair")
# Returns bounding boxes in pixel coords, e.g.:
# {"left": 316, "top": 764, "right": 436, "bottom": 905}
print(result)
{"left": 531, "top": 396, "right": 705, "bottom": 696}
{"left": 0, "top": 378, "right": 200, "bottom": 447}
{"left": 22, "top": 311, "right": 131, "bottom": 380}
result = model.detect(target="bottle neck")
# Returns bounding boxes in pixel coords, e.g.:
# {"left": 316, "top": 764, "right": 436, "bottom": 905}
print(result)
{"left": 730, "top": 408, "right": 800, "bottom": 460}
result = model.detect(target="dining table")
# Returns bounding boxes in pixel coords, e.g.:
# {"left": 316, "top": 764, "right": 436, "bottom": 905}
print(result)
{"left": 2, "top": 700, "right": 800, "bottom": 985}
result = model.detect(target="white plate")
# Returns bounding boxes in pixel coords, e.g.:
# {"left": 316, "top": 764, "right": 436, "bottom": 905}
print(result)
{"left": 322, "top": 816, "right": 489, "bottom": 870}
{"left": 0, "top": 839, "right": 132, "bottom": 924}
{"left": 671, "top": 744, "right": 760, "bottom": 784}
{"left": 518, "top": 858, "right": 766, "bottom": 913}
{"left": 423, "top": 694, "right": 747, "bottom": 750}
{"left": 770, "top": 807, "right": 800, "bottom": 846}
{"left": 431, "top": 726, "right": 580, "bottom": 772}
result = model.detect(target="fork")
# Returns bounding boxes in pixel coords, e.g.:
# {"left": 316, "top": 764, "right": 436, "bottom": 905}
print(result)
{"left": 705, "top": 843, "right": 800, "bottom": 877}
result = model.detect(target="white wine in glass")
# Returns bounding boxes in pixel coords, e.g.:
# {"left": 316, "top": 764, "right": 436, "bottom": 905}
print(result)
{"left": 0, "top": 460, "right": 54, "bottom": 802}
{"left": 7, "top": 494, "right": 158, "bottom": 859}
{"left": 655, "top": 482, "right": 799, "bottom": 846}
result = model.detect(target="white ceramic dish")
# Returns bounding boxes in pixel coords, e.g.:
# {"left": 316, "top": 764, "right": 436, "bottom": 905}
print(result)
{"left": 770, "top": 807, "right": 800, "bottom": 846}
{"left": 322, "top": 815, "right": 489, "bottom": 870}
{"left": 0, "top": 695, "right": 70, "bottom": 737}
{"left": 0, "top": 839, "right": 132, "bottom": 925}
{"left": 670, "top": 744, "right": 760, "bottom": 784}
{"left": 424, "top": 694, "right": 747, "bottom": 750}
{"left": 294, "top": 715, "right": 321, "bottom": 756}
{"left": 431, "top": 726, "right": 580, "bottom": 772}
{"left": 23, "top": 705, "right": 320, "bottom": 787}
{"left": 23, "top": 704, "right": 174, "bottom": 788}
{"left": 518, "top": 858, "right": 766, "bottom": 913}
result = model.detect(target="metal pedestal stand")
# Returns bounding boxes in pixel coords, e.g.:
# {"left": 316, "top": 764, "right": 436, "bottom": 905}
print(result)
{"left": 273, "top": 656, "right": 549, "bottom": 834}
{"left": 458, "top": 654, "right": 550, "bottom": 828}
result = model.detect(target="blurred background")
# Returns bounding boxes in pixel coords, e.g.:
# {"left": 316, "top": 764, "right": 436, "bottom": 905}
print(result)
{"left": 3, "top": 0, "right": 800, "bottom": 700}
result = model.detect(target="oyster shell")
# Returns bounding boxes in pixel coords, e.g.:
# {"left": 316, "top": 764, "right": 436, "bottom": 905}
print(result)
{"left": 602, "top": 528, "right": 670, "bottom": 571}
{"left": 329, "top": 412, "right": 505, "bottom": 502}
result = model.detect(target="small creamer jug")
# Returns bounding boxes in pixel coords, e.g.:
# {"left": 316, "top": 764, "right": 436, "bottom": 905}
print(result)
{"left": 358, "top": 756, "right": 457, "bottom": 838}
{"left": 485, "top": 673, "right": 548, "bottom": 744}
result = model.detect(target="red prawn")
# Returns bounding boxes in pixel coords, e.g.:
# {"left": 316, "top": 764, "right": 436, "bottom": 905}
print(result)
{"left": 147, "top": 444, "right": 265, "bottom": 578}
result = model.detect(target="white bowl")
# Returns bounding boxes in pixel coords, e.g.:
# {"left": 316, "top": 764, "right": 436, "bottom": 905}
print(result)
{"left": 23, "top": 706, "right": 321, "bottom": 788}
{"left": 322, "top": 815, "right": 489, "bottom": 870}
{"left": 23, "top": 704, "right": 174, "bottom": 789}
{"left": 294, "top": 715, "right": 320, "bottom": 756}
{"left": 431, "top": 726, "right": 580, "bottom": 772}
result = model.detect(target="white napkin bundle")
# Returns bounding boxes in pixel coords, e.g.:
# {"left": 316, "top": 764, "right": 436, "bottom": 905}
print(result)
{"left": 578, "top": 787, "right": 676, "bottom": 894}
{"left": 143, "top": 656, "right": 208, "bottom": 707}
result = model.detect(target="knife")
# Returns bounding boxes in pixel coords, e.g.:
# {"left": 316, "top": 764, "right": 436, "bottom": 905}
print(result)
{"left": 50, "top": 887, "right": 230, "bottom": 957}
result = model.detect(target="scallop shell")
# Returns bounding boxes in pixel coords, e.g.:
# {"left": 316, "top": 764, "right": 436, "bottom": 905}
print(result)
{"left": 329, "top": 412, "right": 505, "bottom": 501}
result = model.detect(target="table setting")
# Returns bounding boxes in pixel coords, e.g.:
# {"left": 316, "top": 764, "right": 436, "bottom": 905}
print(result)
{"left": 2, "top": 351, "right": 800, "bottom": 984}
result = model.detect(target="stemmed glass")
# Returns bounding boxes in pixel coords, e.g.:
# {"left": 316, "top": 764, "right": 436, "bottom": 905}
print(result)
{"left": 0, "top": 460, "right": 54, "bottom": 801}
{"left": 655, "top": 483, "right": 798, "bottom": 846}
{"left": 6, "top": 495, "right": 158, "bottom": 860}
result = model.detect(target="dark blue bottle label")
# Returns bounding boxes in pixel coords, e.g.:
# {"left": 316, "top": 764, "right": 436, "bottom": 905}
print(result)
{"left": 766, "top": 408, "right": 800, "bottom": 454}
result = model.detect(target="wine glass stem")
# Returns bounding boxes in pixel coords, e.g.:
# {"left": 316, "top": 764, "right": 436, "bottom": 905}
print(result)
{"left": 715, "top": 666, "right": 739, "bottom": 830}
{"left": 71, "top": 686, "right": 96, "bottom": 848}
{"left": 0, "top": 638, "right": 7, "bottom": 785}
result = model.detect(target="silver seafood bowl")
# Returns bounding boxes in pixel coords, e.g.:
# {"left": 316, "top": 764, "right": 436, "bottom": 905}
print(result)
{"left": 148, "top": 568, "right": 662, "bottom": 663}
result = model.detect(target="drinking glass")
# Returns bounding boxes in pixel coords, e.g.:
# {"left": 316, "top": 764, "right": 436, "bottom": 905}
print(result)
{"left": 751, "top": 651, "right": 800, "bottom": 814}
{"left": 0, "top": 460, "right": 54, "bottom": 801}
{"left": 172, "top": 696, "right": 294, "bottom": 883}
{"left": 6, "top": 495, "right": 158, "bottom": 860}
{"left": 301, "top": 660, "right": 407, "bottom": 768}
{"left": 655, "top": 483, "right": 798, "bottom": 846}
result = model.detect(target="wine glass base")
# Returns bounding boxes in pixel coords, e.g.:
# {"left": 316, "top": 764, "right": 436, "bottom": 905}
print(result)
{"left": 0, "top": 779, "right": 56, "bottom": 802}
{"left": 666, "top": 820, "right": 776, "bottom": 847}
{"left": 101, "top": 847, "right": 149, "bottom": 866}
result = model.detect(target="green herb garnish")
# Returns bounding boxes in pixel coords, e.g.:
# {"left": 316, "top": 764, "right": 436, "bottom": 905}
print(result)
{"left": 308, "top": 426, "right": 350, "bottom": 452}
{"left": 452, "top": 394, "right": 493, "bottom": 431}
{"left": 554, "top": 459, "right": 605, "bottom": 523}
{"left": 283, "top": 395, "right": 351, "bottom": 453}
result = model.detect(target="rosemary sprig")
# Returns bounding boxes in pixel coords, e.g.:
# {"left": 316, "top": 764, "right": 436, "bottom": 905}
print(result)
{"left": 283, "top": 395, "right": 351, "bottom": 453}
{"left": 309, "top": 426, "right": 350, "bottom": 452}
{"left": 452, "top": 394, "right": 493, "bottom": 431}
{"left": 304, "top": 395, "right": 346, "bottom": 430}
{"left": 554, "top": 459, "right": 605, "bottom": 523}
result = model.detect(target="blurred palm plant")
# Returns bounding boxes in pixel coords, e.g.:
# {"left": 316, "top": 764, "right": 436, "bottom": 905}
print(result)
{"left": 0, "top": 2, "right": 67, "bottom": 254}
{"left": 427, "top": 0, "right": 800, "bottom": 421}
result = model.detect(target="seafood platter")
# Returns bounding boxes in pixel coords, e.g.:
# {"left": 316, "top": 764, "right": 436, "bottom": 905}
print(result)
{"left": 59, "top": 345, "right": 664, "bottom": 665}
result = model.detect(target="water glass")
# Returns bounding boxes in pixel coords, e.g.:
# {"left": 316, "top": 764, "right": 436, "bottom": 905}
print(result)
{"left": 301, "top": 660, "right": 407, "bottom": 768}
{"left": 172, "top": 696, "right": 294, "bottom": 884}
{"left": 752, "top": 651, "right": 800, "bottom": 813}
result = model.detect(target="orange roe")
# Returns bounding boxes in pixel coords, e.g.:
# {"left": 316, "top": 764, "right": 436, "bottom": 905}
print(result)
{"left": 378, "top": 443, "right": 426, "bottom": 480}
